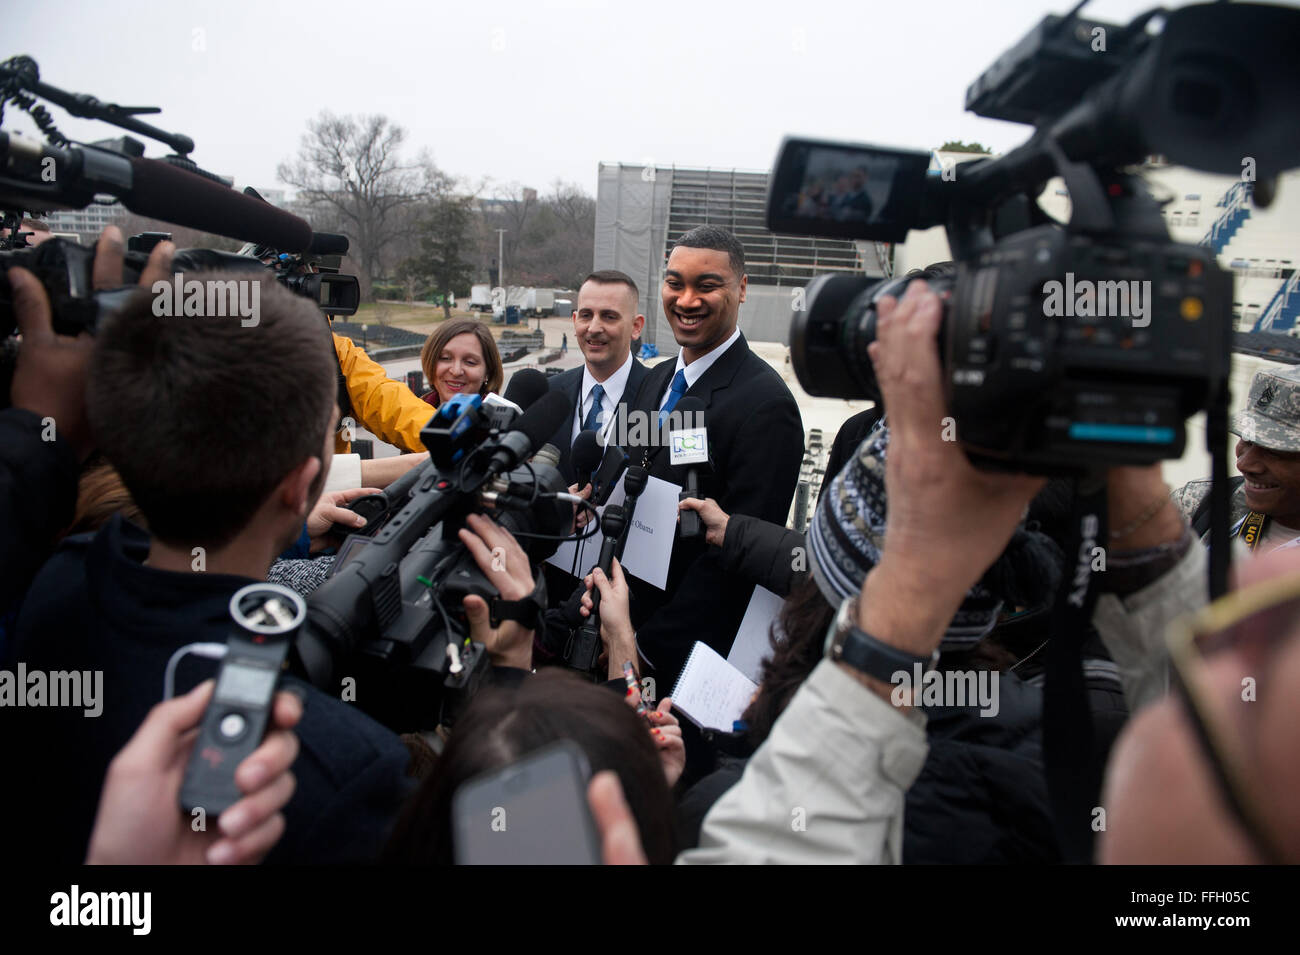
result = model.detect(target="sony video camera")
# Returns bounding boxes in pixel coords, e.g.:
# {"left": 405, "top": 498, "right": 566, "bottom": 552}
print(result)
{"left": 768, "top": 2, "right": 1299, "bottom": 473}
{"left": 292, "top": 387, "right": 576, "bottom": 732}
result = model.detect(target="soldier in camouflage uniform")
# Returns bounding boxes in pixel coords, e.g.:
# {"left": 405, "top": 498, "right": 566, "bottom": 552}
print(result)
{"left": 1173, "top": 365, "right": 1300, "bottom": 553}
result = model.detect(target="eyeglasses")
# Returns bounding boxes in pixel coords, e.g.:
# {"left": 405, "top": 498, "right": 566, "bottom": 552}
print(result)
{"left": 1165, "top": 572, "right": 1299, "bottom": 864}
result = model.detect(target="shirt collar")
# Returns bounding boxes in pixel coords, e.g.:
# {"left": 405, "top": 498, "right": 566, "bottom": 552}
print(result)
{"left": 582, "top": 351, "right": 633, "bottom": 409}
{"left": 674, "top": 326, "right": 742, "bottom": 389}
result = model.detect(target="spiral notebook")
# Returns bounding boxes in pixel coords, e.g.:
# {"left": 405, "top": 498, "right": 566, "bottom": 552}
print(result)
{"left": 669, "top": 642, "right": 758, "bottom": 733}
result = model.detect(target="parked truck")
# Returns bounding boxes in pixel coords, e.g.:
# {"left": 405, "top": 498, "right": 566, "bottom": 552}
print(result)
{"left": 470, "top": 284, "right": 493, "bottom": 312}
{"left": 524, "top": 288, "right": 556, "bottom": 317}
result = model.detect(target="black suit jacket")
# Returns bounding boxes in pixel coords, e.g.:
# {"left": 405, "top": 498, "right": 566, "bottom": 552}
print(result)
{"left": 620, "top": 332, "right": 804, "bottom": 687}
{"left": 545, "top": 357, "right": 649, "bottom": 484}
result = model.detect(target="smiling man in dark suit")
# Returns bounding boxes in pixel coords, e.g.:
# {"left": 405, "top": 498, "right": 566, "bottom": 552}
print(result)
{"left": 546, "top": 270, "right": 649, "bottom": 485}
{"left": 622, "top": 226, "right": 804, "bottom": 687}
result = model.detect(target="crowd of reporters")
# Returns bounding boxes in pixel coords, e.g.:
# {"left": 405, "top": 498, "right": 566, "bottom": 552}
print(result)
{"left": 2, "top": 220, "right": 1297, "bottom": 867}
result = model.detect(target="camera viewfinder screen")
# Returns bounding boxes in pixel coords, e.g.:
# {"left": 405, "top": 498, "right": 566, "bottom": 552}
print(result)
{"left": 767, "top": 139, "right": 930, "bottom": 242}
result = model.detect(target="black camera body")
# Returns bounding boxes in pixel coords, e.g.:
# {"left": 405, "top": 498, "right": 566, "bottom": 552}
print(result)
{"left": 294, "top": 402, "right": 572, "bottom": 733}
{"left": 771, "top": 1, "right": 1297, "bottom": 474}
{"left": 945, "top": 227, "right": 1230, "bottom": 470}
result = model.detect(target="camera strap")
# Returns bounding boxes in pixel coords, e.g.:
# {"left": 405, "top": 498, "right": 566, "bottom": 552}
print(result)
{"left": 1042, "top": 475, "right": 1107, "bottom": 864}
{"left": 489, "top": 567, "right": 547, "bottom": 630}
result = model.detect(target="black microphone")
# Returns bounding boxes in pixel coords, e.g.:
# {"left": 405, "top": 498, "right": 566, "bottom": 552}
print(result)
{"left": 588, "top": 444, "right": 629, "bottom": 506}
{"left": 124, "top": 156, "right": 313, "bottom": 251}
{"left": 483, "top": 389, "right": 572, "bottom": 477}
{"left": 571, "top": 429, "right": 604, "bottom": 483}
{"left": 667, "top": 398, "right": 712, "bottom": 539}
{"left": 565, "top": 506, "right": 627, "bottom": 673}
{"left": 503, "top": 367, "right": 550, "bottom": 411}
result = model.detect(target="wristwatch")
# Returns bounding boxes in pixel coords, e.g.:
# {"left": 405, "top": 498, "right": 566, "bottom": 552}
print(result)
{"left": 823, "top": 596, "right": 939, "bottom": 683}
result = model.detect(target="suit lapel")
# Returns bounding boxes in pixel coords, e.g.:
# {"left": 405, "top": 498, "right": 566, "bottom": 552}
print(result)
{"left": 683, "top": 332, "right": 749, "bottom": 406}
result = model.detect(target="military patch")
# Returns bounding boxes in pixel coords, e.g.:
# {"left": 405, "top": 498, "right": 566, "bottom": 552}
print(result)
{"left": 1258, "top": 381, "right": 1278, "bottom": 409}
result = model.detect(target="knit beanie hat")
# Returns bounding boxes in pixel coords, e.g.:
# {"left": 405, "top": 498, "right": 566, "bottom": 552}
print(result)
{"left": 807, "top": 421, "right": 1010, "bottom": 652}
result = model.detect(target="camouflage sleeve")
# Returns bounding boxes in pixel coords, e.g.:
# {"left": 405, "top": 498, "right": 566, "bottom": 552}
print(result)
{"left": 1170, "top": 479, "right": 1211, "bottom": 524}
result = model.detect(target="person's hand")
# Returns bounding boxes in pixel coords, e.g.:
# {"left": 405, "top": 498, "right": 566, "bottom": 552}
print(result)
{"left": 459, "top": 513, "right": 536, "bottom": 669}
{"left": 580, "top": 558, "right": 636, "bottom": 673}
{"left": 85, "top": 679, "right": 302, "bottom": 865}
{"left": 625, "top": 690, "right": 684, "bottom": 788}
{"left": 306, "top": 486, "right": 382, "bottom": 550}
{"left": 678, "top": 496, "right": 730, "bottom": 548}
{"left": 8, "top": 225, "right": 174, "bottom": 461}
{"left": 587, "top": 771, "right": 648, "bottom": 865}
{"left": 858, "top": 281, "right": 1045, "bottom": 658}
{"left": 569, "top": 481, "right": 594, "bottom": 532}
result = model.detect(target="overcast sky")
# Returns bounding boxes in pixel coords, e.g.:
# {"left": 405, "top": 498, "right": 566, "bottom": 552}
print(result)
{"left": 7, "top": 0, "right": 1204, "bottom": 199}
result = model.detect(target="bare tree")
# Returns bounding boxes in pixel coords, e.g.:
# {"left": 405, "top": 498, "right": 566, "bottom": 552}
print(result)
{"left": 473, "top": 180, "right": 594, "bottom": 290}
{"left": 278, "top": 112, "right": 429, "bottom": 300}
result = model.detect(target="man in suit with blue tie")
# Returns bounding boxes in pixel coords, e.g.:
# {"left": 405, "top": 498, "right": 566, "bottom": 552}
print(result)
{"left": 545, "top": 270, "right": 650, "bottom": 487}
{"left": 621, "top": 226, "right": 804, "bottom": 688}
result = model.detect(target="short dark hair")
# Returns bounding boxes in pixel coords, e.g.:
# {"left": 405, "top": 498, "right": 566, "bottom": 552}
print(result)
{"left": 382, "top": 669, "right": 677, "bottom": 865}
{"left": 87, "top": 272, "right": 336, "bottom": 550}
{"left": 582, "top": 269, "right": 639, "bottom": 300}
{"left": 671, "top": 225, "right": 745, "bottom": 277}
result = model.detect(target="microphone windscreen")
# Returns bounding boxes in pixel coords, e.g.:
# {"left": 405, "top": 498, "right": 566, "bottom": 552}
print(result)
{"left": 503, "top": 368, "right": 550, "bottom": 411}
{"left": 570, "top": 430, "right": 604, "bottom": 475}
{"left": 511, "top": 389, "right": 572, "bottom": 455}
{"left": 125, "top": 157, "right": 313, "bottom": 251}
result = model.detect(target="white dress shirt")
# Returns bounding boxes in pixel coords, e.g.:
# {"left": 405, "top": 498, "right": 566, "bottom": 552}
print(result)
{"left": 573, "top": 351, "right": 634, "bottom": 445}
{"left": 658, "top": 326, "right": 742, "bottom": 409}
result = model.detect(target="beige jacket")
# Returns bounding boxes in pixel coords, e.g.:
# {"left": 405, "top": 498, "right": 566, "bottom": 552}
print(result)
{"left": 679, "top": 542, "right": 1207, "bottom": 865}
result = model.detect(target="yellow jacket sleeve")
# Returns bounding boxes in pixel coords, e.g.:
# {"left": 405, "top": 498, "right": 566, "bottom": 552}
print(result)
{"left": 332, "top": 333, "right": 434, "bottom": 455}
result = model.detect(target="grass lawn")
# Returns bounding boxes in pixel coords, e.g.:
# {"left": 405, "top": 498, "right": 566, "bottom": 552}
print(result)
{"left": 352, "top": 302, "right": 481, "bottom": 336}
{"left": 353, "top": 302, "right": 547, "bottom": 340}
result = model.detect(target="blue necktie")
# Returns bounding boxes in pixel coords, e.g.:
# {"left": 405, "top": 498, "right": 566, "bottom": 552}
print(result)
{"left": 583, "top": 383, "right": 605, "bottom": 433}
{"left": 658, "top": 369, "right": 688, "bottom": 426}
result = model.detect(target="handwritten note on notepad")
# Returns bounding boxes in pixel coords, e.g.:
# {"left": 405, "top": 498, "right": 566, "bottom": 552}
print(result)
{"left": 670, "top": 642, "right": 758, "bottom": 733}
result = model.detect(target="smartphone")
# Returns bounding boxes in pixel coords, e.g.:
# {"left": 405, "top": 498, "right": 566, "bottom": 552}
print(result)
{"left": 452, "top": 740, "right": 603, "bottom": 865}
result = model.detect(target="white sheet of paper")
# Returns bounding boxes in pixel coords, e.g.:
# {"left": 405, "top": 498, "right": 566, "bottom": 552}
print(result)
{"left": 546, "top": 473, "right": 681, "bottom": 591}
{"left": 729, "top": 586, "right": 784, "bottom": 683}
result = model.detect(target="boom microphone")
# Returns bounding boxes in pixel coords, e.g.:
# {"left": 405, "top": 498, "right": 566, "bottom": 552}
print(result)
{"left": 124, "top": 156, "right": 313, "bottom": 251}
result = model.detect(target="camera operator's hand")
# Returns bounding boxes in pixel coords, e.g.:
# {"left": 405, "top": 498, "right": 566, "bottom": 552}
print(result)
{"left": 9, "top": 226, "right": 174, "bottom": 461}
{"left": 306, "top": 485, "right": 382, "bottom": 552}
{"left": 580, "top": 559, "right": 637, "bottom": 678}
{"left": 678, "top": 497, "right": 729, "bottom": 548}
{"left": 85, "top": 679, "right": 301, "bottom": 865}
{"left": 459, "top": 513, "right": 535, "bottom": 669}
{"left": 856, "top": 281, "right": 1045, "bottom": 669}
{"left": 587, "top": 771, "right": 648, "bottom": 865}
